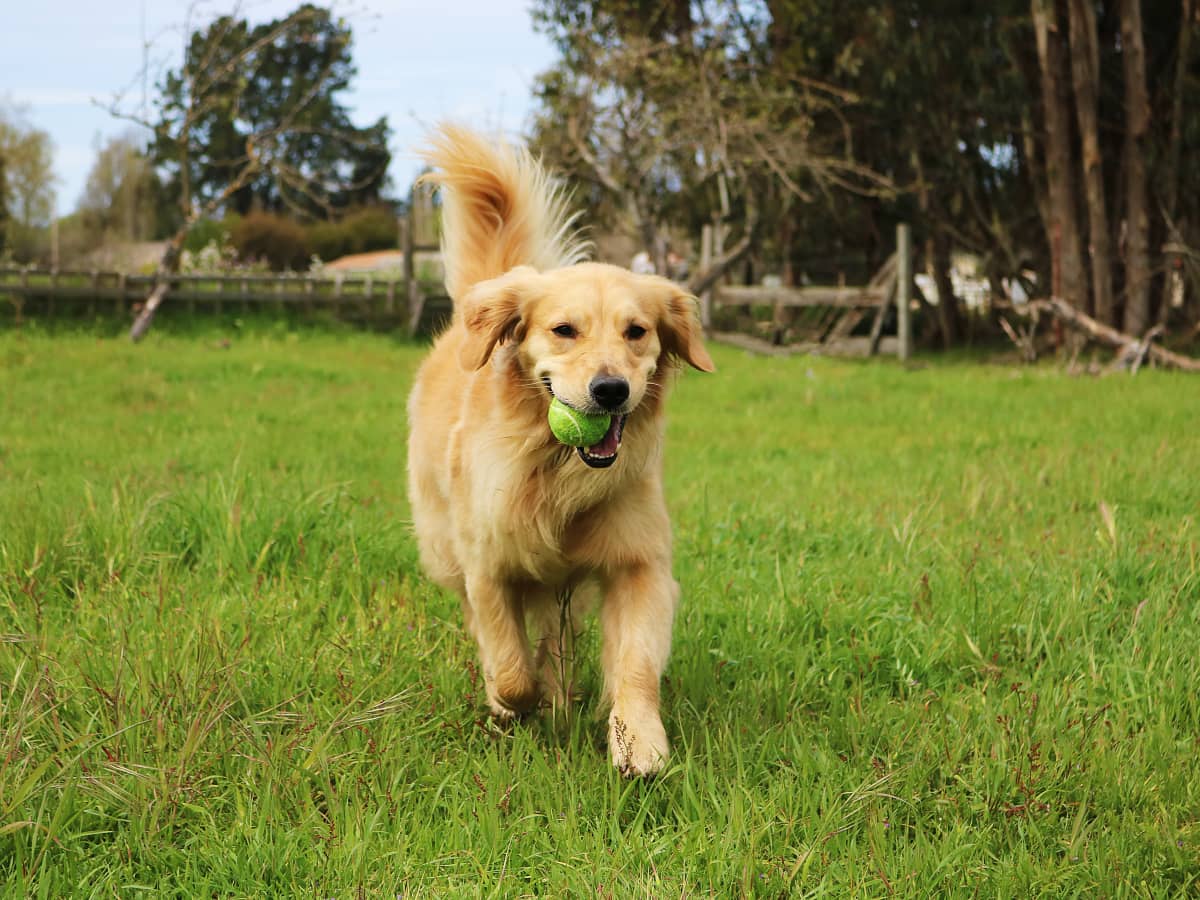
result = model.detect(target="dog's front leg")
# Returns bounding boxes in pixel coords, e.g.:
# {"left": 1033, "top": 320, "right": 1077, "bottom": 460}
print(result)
{"left": 465, "top": 572, "right": 540, "bottom": 718}
{"left": 601, "top": 560, "right": 678, "bottom": 776}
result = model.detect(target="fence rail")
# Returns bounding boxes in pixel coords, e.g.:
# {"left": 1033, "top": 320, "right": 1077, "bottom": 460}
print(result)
{"left": 707, "top": 223, "right": 912, "bottom": 359}
{"left": 0, "top": 267, "right": 452, "bottom": 334}
{"left": 716, "top": 284, "right": 890, "bottom": 309}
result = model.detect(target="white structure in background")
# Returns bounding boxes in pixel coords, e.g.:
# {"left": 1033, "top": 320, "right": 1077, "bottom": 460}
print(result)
{"left": 915, "top": 270, "right": 991, "bottom": 310}
{"left": 913, "top": 252, "right": 1037, "bottom": 310}
{"left": 631, "top": 251, "right": 656, "bottom": 275}
{"left": 1003, "top": 276, "right": 1030, "bottom": 303}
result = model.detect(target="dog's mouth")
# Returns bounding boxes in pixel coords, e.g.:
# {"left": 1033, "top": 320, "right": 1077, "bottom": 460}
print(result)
{"left": 576, "top": 415, "right": 626, "bottom": 468}
{"left": 542, "top": 375, "right": 628, "bottom": 469}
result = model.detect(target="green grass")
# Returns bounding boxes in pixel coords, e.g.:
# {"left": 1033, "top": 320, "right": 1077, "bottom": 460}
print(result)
{"left": 2, "top": 319, "right": 1198, "bottom": 897}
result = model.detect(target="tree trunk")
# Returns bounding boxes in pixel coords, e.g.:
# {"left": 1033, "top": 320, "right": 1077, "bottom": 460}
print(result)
{"left": 1067, "top": 0, "right": 1115, "bottom": 325}
{"left": 631, "top": 192, "right": 658, "bottom": 267}
{"left": 129, "top": 228, "right": 188, "bottom": 342}
{"left": 1017, "top": 296, "right": 1200, "bottom": 371}
{"left": 779, "top": 207, "right": 794, "bottom": 286}
{"left": 1163, "top": 0, "right": 1195, "bottom": 225}
{"left": 1159, "top": 0, "right": 1195, "bottom": 322}
{"left": 1120, "top": 0, "right": 1152, "bottom": 335}
{"left": 932, "top": 229, "right": 963, "bottom": 347}
{"left": 1031, "top": 0, "right": 1087, "bottom": 311}
{"left": 687, "top": 203, "right": 760, "bottom": 299}
{"left": 0, "top": 156, "right": 8, "bottom": 254}
{"left": 908, "top": 147, "right": 960, "bottom": 346}
{"left": 1018, "top": 107, "right": 1053, "bottom": 247}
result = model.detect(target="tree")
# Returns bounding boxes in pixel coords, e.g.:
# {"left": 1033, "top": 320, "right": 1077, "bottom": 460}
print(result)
{"left": 105, "top": 2, "right": 392, "bottom": 339}
{"left": 1119, "top": 0, "right": 1151, "bottom": 335}
{"left": 0, "top": 102, "right": 57, "bottom": 258}
{"left": 807, "top": 0, "right": 1036, "bottom": 344}
{"left": 77, "top": 134, "right": 170, "bottom": 243}
{"left": 1067, "top": 0, "right": 1114, "bottom": 325}
{"left": 1030, "top": 0, "right": 1087, "bottom": 310}
{"left": 1155, "top": 0, "right": 1192, "bottom": 324}
{"left": 151, "top": 4, "right": 390, "bottom": 219}
{"left": 530, "top": 1, "right": 1200, "bottom": 346}
{"left": 0, "top": 152, "right": 9, "bottom": 254}
{"left": 530, "top": 0, "right": 891, "bottom": 286}
{"left": 1022, "top": 0, "right": 1199, "bottom": 331}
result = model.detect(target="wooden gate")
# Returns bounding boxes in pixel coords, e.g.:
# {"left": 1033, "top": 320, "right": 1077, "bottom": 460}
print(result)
{"left": 704, "top": 223, "right": 913, "bottom": 359}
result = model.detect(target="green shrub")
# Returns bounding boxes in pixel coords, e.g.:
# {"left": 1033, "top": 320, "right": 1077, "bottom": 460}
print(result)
{"left": 306, "top": 220, "right": 345, "bottom": 264}
{"left": 231, "top": 212, "right": 310, "bottom": 271}
{"left": 343, "top": 206, "right": 398, "bottom": 253}
{"left": 184, "top": 217, "right": 236, "bottom": 255}
{"left": 306, "top": 206, "right": 398, "bottom": 262}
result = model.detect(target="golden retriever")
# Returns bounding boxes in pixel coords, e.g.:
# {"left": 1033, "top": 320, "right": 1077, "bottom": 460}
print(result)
{"left": 407, "top": 124, "right": 713, "bottom": 775}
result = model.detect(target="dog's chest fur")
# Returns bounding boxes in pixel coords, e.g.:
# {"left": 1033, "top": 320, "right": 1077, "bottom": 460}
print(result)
{"left": 447, "top": 419, "right": 655, "bottom": 585}
{"left": 458, "top": 448, "right": 625, "bottom": 583}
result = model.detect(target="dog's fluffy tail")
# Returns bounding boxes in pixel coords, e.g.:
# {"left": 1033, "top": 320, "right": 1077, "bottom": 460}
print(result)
{"left": 418, "top": 124, "right": 588, "bottom": 301}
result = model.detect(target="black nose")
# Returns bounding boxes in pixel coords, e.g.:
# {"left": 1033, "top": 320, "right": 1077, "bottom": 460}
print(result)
{"left": 589, "top": 375, "right": 630, "bottom": 411}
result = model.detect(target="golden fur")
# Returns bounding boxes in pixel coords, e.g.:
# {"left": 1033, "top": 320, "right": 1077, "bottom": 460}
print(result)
{"left": 407, "top": 125, "right": 713, "bottom": 775}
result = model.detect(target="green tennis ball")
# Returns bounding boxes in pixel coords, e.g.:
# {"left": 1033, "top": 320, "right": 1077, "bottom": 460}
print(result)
{"left": 548, "top": 397, "right": 611, "bottom": 447}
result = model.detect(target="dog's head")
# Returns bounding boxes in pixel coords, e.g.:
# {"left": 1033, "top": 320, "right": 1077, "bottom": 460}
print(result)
{"left": 457, "top": 262, "right": 715, "bottom": 468}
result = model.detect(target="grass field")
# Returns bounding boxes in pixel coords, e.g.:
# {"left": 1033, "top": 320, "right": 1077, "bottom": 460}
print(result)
{"left": 2, "top": 319, "right": 1199, "bottom": 896}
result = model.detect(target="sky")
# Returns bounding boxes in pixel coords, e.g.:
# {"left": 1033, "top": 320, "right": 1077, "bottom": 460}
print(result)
{"left": 0, "top": 0, "right": 559, "bottom": 215}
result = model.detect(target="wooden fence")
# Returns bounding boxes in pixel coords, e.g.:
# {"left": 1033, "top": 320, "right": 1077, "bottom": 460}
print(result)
{"left": 4, "top": 215, "right": 917, "bottom": 357}
{"left": 1, "top": 182, "right": 455, "bottom": 335}
{"left": 0, "top": 267, "right": 452, "bottom": 335}
{"left": 703, "top": 223, "right": 913, "bottom": 359}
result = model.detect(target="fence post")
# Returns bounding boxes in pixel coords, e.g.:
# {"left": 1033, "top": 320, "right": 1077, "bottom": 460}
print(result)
{"left": 19, "top": 268, "right": 30, "bottom": 325}
{"left": 402, "top": 206, "right": 414, "bottom": 285}
{"left": 403, "top": 197, "right": 417, "bottom": 336}
{"left": 896, "top": 223, "right": 912, "bottom": 361}
{"left": 699, "top": 223, "right": 713, "bottom": 331}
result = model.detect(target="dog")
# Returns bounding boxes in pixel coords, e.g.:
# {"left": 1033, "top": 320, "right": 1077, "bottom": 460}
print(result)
{"left": 406, "top": 124, "right": 713, "bottom": 775}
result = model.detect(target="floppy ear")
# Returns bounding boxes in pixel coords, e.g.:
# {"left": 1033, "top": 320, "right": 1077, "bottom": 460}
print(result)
{"left": 457, "top": 266, "right": 538, "bottom": 370}
{"left": 657, "top": 283, "right": 716, "bottom": 373}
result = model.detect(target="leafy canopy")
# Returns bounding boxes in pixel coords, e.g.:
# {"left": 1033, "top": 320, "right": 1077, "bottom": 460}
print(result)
{"left": 152, "top": 3, "right": 391, "bottom": 221}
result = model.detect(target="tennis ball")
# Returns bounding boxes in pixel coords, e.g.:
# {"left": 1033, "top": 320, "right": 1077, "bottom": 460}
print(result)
{"left": 547, "top": 397, "right": 611, "bottom": 447}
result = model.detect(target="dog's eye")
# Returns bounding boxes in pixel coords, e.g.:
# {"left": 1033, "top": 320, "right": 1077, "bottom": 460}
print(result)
{"left": 626, "top": 324, "right": 647, "bottom": 340}
{"left": 552, "top": 324, "right": 577, "bottom": 338}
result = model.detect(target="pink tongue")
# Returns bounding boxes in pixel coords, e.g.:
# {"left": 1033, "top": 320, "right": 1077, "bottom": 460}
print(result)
{"left": 587, "top": 418, "right": 621, "bottom": 456}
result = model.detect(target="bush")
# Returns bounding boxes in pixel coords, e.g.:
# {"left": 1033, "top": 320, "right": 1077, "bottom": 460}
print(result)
{"left": 343, "top": 206, "right": 399, "bottom": 253}
{"left": 52, "top": 213, "right": 102, "bottom": 265}
{"left": 184, "top": 216, "right": 236, "bottom": 255}
{"left": 305, "top": 220, "right": 344, "bottom": 264}
{"left": 231, "top": 212, "right": 310, "bottom": 271}
{"left": 306, "top": 206, "right": 398, "bottom": 262}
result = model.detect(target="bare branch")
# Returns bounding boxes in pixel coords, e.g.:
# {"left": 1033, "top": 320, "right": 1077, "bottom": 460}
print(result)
{"left": 1004, "top": 296, "right": 1200, "bottom": 372}
{"left": 688, "top": 196, "right": 761, "bottom": 298}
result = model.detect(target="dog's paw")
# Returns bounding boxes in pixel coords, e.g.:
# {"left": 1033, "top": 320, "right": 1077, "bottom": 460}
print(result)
{"left": 487, "top": 667, "right": 541, "bottom": 719}
{"left": 609, "top": 712, "right": 669, "bottom": 777}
